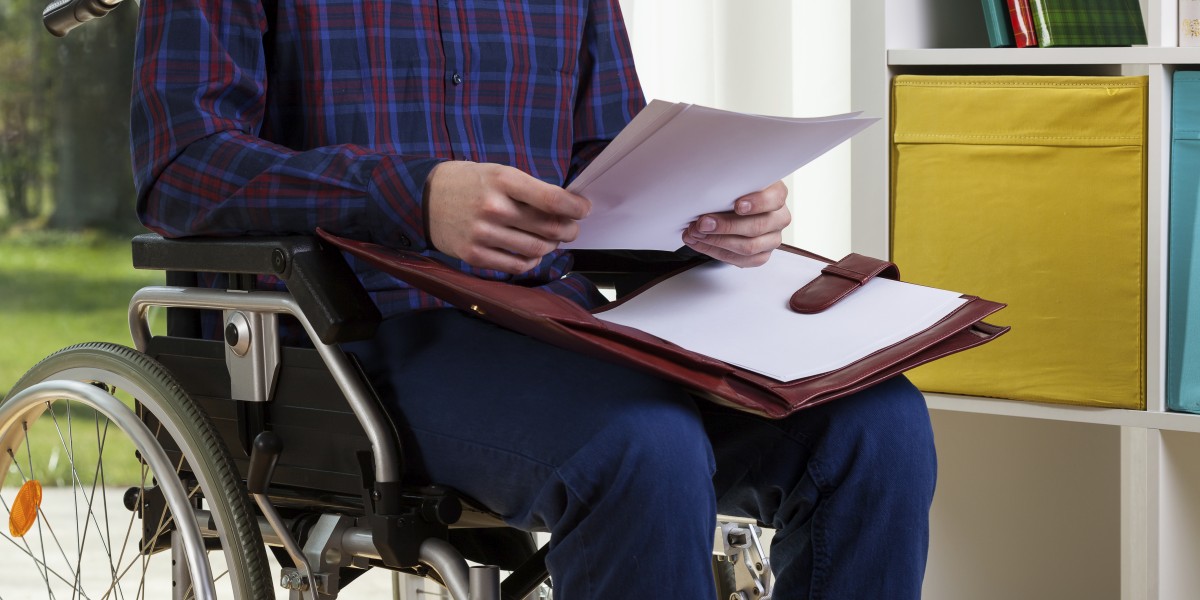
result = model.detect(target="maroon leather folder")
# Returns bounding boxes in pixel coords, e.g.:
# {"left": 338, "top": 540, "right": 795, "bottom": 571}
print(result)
{"left": 318, "top": 230, "right": 1009, "bottom": 419}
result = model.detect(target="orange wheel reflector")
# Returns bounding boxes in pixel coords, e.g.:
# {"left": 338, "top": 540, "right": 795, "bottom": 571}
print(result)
{"left": 9, "top": 480, "right": 43, "bottom": 537}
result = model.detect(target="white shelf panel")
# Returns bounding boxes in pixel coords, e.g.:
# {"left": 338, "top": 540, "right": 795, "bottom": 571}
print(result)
{"left": 889, "top": 46, "right": 1200, "bottom": 66}
{"left": 926, "top": 393, "right": 1200, "bottom": 433}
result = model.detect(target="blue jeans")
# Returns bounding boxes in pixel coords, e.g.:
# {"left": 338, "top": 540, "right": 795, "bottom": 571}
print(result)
{"left": 344, "top": 309, "right": 937, "bottom": 599}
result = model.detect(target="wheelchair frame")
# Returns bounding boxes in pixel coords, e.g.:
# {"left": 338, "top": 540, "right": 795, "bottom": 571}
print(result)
{"left": 127, "top": 233, "right": 527, "bottom": 600}
{"left": 3, "top": 234, "right": 773, "bottom": 600}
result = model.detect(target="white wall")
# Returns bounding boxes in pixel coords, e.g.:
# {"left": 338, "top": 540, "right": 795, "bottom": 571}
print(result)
{"left": 619, "top": 0, "right": 854, "bottom": 258}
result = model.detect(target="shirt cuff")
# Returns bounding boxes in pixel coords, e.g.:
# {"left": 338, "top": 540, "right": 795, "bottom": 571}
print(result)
{"left": 366, "top": 154, "right": 446, "bottom": 252}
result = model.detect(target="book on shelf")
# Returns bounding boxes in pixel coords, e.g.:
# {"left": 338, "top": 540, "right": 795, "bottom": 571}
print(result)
{"left": 1028, "top": 0, "right": 1147, "bottom": 47}
{"left": 982, "top": 0, "right": 1016, "bottom": 47}
{"left": 1183, "top": 0, "right": 1200, "bottom": 47}
{"left": 1007, "top": 0, "right": 1039, "bottom": 47}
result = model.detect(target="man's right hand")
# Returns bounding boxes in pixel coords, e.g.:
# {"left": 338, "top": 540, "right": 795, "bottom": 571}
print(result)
{"left": 425, "top": 161, "right": 591, "bottom": 274}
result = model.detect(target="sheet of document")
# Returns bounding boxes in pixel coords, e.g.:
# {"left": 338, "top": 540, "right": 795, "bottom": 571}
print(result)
{"left": 593, "top": 250, "right": 969, "bottom": 382}
{"left": 564, "top": 101, "right": 877, "bottom": 250}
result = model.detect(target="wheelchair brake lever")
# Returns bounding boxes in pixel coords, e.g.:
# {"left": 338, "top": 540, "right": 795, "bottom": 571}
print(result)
{"left": 247, "top": 431, "right": 321, "bottom": 600}
{"left": 247, "top": 430, "right": 283, "bottom": 494}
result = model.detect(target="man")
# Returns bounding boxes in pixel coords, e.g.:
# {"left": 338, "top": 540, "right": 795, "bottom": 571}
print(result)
{"left": 130, "top": 0, "right": 936, "bottom": 597}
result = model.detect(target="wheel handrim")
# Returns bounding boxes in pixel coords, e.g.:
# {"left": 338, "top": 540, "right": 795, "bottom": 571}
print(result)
{"left": 0, "top": 379, "right": 220, "bottom": 599}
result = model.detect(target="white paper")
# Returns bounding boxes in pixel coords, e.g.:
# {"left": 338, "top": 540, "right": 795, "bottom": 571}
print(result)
{"left": 564, "top": 101, "right": 877, "bottom": 250}
{"left": 593, "top": 250, "right": 968, "bottom": 382}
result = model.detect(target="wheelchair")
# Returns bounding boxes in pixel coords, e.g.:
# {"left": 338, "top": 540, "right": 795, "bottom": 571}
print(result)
{"left": 1, "top": 234, "right": 775, "bottom": 599}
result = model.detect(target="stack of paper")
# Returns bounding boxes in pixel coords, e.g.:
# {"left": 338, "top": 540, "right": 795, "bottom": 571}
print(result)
{"left": 564, "top": 100, "right": 876, "bottom": 250}
{"left": 594, "top": 250, "right": 968, "bottom": 381}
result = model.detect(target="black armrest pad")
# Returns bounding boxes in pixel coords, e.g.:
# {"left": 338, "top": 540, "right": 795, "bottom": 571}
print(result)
{"left": 132, "top": 234, "right": 381, "bottom": 344}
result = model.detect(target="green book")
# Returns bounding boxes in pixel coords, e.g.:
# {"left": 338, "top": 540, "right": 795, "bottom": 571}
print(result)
{"left": 1028, "top": 0, "right": 1147, "bottom": 46}
{"left": 981, "top": 0, "right": 1016, "bottom": 47}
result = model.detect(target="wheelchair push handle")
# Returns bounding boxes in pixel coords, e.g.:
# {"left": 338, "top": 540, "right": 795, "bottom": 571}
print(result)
{"left": 43, "top": 0, "right": 124, "bottom": 37}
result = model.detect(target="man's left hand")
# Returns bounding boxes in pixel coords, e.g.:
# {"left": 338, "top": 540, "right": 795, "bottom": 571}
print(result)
{"left": 682, "top": 180, "right": 790, "bottom": 267}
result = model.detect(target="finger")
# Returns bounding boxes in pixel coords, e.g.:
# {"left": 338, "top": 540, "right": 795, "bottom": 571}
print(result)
{"left": 452, "top": 221, "right": 548, "bottom": 272}
{"left": 682, "top": 235, "right": 775, "bottom": 268}
{"left": 510, "top": 201, "right": 582, "bottom": 243}
{"left": 733, "top": 180, "right": 789, "bottom": 216}
{"left": 497, "top": 167, "right": 592, "bottom": 220}
{"left": 685, "top": 228, "right": 782, "bottom": 258}
{"left": 469, "top": 188, "right": 579, "bottom": 243}
{"left": 475, "top": 220, "right": 561, "bottom": 260}
{"left": 463, "top": 246, "right": 543, "bottom": 274}
{"left": 687, "top": 205, "right": 791, "bottom": 238}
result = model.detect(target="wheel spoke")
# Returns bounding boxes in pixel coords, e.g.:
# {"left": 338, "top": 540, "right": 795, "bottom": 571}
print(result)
{"left": 46, "top": 400, "right": 106, "bottom": 598}
{"left": 5, "top": 451, "right": 53, "bottom": 586}
{"left": 9, "top": 409, "right": 110, "bottom": 599}
{"left": 39, "top": 411, "right": 128, "bottom": 600}
{"left": 0, "top": 529, "right": 94, "bottom": 598}
{"left": 87, "top": 411, "right": 124, "bottom": 598}
{"left": 66, "top": 401, "right": 84, "bottom": 600}
{"left": 3, "top": 345, "right": 268, "bottom": 598}
{"left": 110, "top": 453, "right": 148, "bottom": 600}
{"left": 24, "top": 419, "right": 57, "bottom": 600}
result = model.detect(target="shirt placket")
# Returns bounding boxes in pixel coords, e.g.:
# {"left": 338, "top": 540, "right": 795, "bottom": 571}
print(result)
{"left": 437, "top": 0, "right": 473, "bottom": 161}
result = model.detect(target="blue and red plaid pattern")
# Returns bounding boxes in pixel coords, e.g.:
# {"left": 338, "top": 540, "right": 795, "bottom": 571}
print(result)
{"left": 131, "top": 0, "right": 645, "bottom": 316}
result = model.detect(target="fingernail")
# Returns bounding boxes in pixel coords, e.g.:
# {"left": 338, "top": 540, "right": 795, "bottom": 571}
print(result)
{"left": 737, "top": 200, "right": 752, "bottom": 214}
{"left": 699, "top": 217, "right": 717, "bottom": 233}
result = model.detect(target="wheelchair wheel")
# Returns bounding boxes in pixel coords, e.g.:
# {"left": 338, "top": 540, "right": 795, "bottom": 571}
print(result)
{"left": 1, "top": 342, "right": 272, "bottom": 599}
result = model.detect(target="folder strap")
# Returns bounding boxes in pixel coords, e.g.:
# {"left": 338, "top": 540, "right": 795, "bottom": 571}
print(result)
{"left": 789, "top": 253, "right": 900, "bottom": 314}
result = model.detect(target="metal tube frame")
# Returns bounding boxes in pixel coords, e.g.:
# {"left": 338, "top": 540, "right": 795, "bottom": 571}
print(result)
{"left": 128, "top": 286, "right": 403, "bottom": 484}
{"left": 130, "top": 287, "right": 491, "bottom": 598}
{"left": 217, "top": 510, "right": 490, "bottom": 600}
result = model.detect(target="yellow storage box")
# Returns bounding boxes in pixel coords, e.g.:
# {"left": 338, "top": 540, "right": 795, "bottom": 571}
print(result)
{"left": 891, "top": 75, "right": 1147, "bottom": 409}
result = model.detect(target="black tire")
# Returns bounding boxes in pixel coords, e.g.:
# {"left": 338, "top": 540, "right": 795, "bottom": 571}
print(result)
{"left": 1, "top": 342, "right": 273, "bottom": 599}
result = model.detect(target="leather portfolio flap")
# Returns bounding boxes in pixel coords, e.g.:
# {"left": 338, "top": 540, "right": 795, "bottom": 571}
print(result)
{"left": 789, "top": 253, "right": 900, "bottom": 314}
{"left": 316, "top": 229, "right": 1008, "bottom": 419}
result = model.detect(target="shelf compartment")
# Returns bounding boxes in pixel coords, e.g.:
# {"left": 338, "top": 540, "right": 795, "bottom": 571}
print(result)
{"left": 890, "top": 46, "right": 1200, "bottom": 66}
{"left": 927, "top": 393, "right": 1200, "bottom": 433}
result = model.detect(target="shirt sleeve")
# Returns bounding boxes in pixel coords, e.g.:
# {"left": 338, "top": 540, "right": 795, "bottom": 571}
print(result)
{"left": 566, "top": 0, "right": 647, "bottom": 184}
{"left": 129, "top": 0, "right": 439, "bottom": 251}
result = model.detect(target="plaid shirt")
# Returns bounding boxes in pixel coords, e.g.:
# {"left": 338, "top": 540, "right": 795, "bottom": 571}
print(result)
{"left": 131, "top": 0, "right": 645, "bottom": 317}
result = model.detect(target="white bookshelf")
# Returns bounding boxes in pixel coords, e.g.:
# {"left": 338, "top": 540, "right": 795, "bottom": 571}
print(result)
{"left": 850, "top": 0, "right": 1200, "bottom": 598}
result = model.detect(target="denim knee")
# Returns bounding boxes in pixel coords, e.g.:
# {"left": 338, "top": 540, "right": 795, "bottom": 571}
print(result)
{"left": 802, "top": 376, "right": 937, "bottom": 500}
{"left": 554, "top": 398, "right": 719, "bottom": 517}
{"left": 538, "top": 398, "right": 721, "bottom": 597}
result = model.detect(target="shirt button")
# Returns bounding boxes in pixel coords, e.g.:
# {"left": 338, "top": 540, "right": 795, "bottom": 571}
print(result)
{"left": 398, "top": 235, "right": 411, "bottom": 248}
{"left": 451, "top": 72, "right": 463, "bottom": 86}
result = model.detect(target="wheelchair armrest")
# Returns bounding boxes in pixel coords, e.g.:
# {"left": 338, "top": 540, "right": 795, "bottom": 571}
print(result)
{"left": 131, "top": 233, "right": 381, "bottom": 344}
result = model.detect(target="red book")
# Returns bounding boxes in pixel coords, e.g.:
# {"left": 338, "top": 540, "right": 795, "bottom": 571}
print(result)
{"left": 1007, "top": 0, "right": 1039, "bottom": 47}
